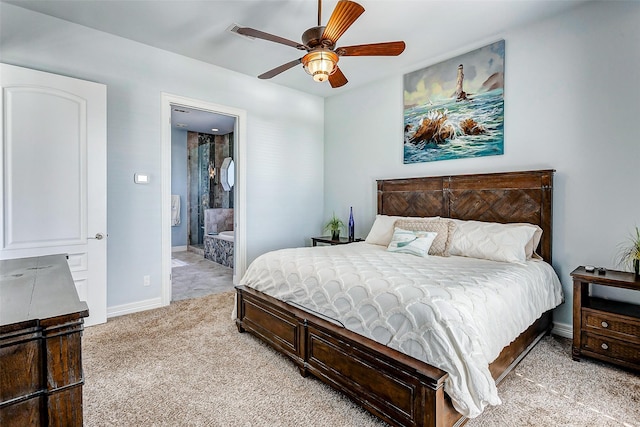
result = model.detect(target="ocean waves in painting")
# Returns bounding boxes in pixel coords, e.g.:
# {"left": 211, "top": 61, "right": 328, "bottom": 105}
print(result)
{"left": 404, "top": 90, "right": 504, "bottom": 163}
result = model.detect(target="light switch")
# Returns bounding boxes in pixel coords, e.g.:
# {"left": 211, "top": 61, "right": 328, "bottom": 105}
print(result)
{"left": 134, "top": 173, "right": 149, "bottom": 184}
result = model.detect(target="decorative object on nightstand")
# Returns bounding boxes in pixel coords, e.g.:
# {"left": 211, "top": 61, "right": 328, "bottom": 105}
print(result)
{"left": 616, "top": 226, "right": 640, "bottom": 278}
{"left": 324, "top": 212, "right": 345, "bottom": 240}
{"left": 570, "top": 266, "right": 640, "bottom": 372}
{"left": 348, "top": 207, "right": 355, "bottom": 241}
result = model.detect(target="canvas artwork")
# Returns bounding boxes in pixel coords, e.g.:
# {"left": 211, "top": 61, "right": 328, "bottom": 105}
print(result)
{"left": 403, "top": 40, "right": 505, "bottom": 163}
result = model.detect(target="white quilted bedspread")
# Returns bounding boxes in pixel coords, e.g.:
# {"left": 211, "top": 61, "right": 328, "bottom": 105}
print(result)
{"left": 238, "top": 242, "right": 563, "bottom": 418}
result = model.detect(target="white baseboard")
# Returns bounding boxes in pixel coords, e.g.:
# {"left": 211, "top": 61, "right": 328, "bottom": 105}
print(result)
{"left": 552, "top": 321, "right": 572, "bottom": 339}
{"left": 107, "top": 297, "right": 163, "bottom": 319}
{"left": 172, "top": 245, "right": 187, "bottom": 252}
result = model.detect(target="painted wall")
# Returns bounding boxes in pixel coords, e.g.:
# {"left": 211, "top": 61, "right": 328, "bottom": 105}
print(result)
{"left": 0, "top": 3, "right": 325, "bottom": 308}
{"left": 324, "top": 1, "right": 640, "bottom": 329}
{"left": 171, "top": 127, "right": 188, "bottom": 247}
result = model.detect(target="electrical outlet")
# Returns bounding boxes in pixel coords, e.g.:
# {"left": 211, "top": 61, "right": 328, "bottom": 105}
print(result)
{"left": 143, "top": 275, "right": 151, "bottom": 286}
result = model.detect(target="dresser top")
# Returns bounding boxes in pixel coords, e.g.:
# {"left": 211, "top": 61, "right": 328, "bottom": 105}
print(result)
{"left": 0, "top": 254, "right": 89, "bottom": 327}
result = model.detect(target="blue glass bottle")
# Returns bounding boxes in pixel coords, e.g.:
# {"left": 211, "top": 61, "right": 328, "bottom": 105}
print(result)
{"left": 348, "top": 207, "right": 355, "bottom": 241}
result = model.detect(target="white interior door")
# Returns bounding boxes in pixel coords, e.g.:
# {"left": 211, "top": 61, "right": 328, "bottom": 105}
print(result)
{"left": 0, "top": 63, "right": 107, "bottom": 326}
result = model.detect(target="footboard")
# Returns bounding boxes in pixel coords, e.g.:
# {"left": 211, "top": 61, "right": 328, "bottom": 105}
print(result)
{"left": 236, "top": 285, "right": 553, "bottom": 427}
{"left": 236, "top": 285, "right": 459, "bottom": 427}
{"left": 304, "top": 317, "right": 459, "bottom": 427}
{"left": 235, "top": 285, "right": 307, "bottom": 373}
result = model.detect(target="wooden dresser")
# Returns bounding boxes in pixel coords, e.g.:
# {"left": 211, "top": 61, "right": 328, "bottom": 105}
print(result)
{"left": 571, "top": 266, "right": 640, "bottom": 372}
{"left": 0, "top": 254, "right": 89, "bottom": 426}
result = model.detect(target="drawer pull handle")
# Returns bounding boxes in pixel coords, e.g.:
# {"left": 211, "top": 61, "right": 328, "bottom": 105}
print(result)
{"left": 601, "top": 321, "right": 609, "bottom": 328}
{"left": 601, "top": 343, "right": 609, "bottom": 350}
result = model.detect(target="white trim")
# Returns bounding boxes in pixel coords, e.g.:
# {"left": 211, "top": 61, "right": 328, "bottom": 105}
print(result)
{"left": 107, "top": 297, "right": 163, "bottom": 319}
{"left": 552, "top": 321, "right": 573, "bottom": 339}
{"left": 171, "top": 245, "right": 187, "bottom": 252}
{"left": 160, "top": 93, "right": 247, "bottom": 308}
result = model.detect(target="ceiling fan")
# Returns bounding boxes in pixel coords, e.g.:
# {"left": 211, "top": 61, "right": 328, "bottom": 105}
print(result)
{"left": 230, "top": 0, "right": 405, "bottom": 88}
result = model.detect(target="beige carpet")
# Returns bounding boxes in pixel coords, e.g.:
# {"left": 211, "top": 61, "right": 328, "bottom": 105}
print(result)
{"left": 83, "top": 292, "right": 640, "bottom": 427}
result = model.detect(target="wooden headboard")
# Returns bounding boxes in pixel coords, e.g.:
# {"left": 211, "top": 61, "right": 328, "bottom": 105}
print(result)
{"left": 377, "top": 169, "right": 554, "bottom": 263}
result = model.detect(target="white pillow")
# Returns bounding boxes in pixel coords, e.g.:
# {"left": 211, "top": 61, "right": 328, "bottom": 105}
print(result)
{"left": 387, "top": 227, "right": 438, "bottom": 257}
{"left": 512, "top": 223, "right": 543, "bottom": 259}
{"left": 365, "top": 215, "right": 403, "bottom": 246}
{"left": 365, "top": 215, "right": 439, "bottom": 246}
{"left": 449, "top": 219, "right": 538, "bottom": 263}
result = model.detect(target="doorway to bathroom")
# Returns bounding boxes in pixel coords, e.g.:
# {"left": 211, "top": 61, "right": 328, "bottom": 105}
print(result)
{"left": 160, "top": 93, "right": 247, "bottom": 307}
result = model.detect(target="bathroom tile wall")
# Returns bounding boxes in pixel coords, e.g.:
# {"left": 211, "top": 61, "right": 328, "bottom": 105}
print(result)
{"left": 213, "top": 132, "right": 234, "bottom": 209}
{"left": 205, "top": 208, "right": 234, "bottom": 235}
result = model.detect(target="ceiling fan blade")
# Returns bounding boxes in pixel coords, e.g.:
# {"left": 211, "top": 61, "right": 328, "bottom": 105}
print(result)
{"left": 258, "top": 58, "right": 303, "bottom": 79}
{"left": 232, "top": 26, "right": 306, "bottom": 50}
{"left": 329, "top": 66, "right": 348, "bottom": 88}
{"left": 336, "top": 41, "right": 406, "bottom": 57}
{"left": 322, "top": 1, "right": 365, "bottom": 45}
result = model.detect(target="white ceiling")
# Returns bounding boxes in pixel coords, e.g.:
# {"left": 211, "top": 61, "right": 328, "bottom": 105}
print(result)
{"left": 171, "top": 106, "right": 236, "bottom": 135}
{"left": 6, "top": 0, "right": 586, "bottom": 99}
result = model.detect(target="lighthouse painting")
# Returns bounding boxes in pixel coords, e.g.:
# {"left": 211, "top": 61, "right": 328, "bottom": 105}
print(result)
{"left": 403, "top": 40, "right": 505, "bottom": 163}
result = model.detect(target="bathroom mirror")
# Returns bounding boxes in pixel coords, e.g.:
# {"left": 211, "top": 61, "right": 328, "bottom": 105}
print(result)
{"left": 220, "top": 157, "right": 234, "bottom": 191}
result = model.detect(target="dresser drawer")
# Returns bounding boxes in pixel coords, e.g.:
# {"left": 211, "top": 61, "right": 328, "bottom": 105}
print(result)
{"left": 582, "top": 308, "right": 640, "bottom": 343}
{"left": 581, "top": 332, "right": 640, "bottom": 365}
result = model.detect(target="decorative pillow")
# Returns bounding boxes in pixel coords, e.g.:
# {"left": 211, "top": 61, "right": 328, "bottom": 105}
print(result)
{"left": 449, "top": 219, "right": 538, "bottom": 263}
{"left": 395, "top": 218, "right": 456, "bottom": 256}
{"left": 387, "top": 227, "right": 438, "bottom": 257}
{"left": 366, "top": 215, "right": 440, "bottom": 246}
{"left": 365, "top": 215, "right": 404, "bottom": 246}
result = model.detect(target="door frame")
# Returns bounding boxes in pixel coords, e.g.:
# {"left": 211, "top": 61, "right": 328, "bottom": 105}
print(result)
{"left": 160, "top": 93, "right": 247, "bottom": 306}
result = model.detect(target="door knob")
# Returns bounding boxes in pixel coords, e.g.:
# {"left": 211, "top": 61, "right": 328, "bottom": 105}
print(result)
{"left": 90, "top": 233, "right": 105, "bottom": 240}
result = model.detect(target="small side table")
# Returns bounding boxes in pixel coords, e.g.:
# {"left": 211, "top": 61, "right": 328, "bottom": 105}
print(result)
{"left": 570, "top": 266, "right": 640, "bottom": 371}
{"left": 311, "top": 236, "right": 363, "bottom": 246}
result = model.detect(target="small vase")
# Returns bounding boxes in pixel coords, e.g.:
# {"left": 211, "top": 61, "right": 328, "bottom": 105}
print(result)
{"left": 634, "top": 258, "right": 639, "bottom": 279}
{"left": 348, "top": 207, "right": 355, "bottom": 241}
{"left": 331, "top": 230, "right": 340, "bottom": 240}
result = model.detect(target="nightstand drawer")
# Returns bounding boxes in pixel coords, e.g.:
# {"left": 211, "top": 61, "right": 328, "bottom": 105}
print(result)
{"left": 581, "top": 332, "right": 640, "bottom": 365}
{"left": 582, "top": 308, "right": 640, "bottom": 343}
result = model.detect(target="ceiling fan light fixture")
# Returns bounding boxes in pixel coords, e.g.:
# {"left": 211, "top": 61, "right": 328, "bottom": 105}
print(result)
{"left": 302, "top": 49, "right": 338, "bottom": 83}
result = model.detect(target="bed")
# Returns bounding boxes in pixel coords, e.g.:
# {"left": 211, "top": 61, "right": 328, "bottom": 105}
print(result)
{"left": 235, "top": 169, "right": 560, "bottom": 427}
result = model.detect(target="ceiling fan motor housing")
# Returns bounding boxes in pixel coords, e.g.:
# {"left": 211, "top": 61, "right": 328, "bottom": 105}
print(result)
{"left": 302, "top": 26, "right": 333, "bottom": 49}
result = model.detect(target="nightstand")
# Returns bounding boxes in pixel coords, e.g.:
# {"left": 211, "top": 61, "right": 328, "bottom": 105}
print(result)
{"left": 571, "top": 266, "right": 640, "bottom": 371}
{"left": 311, "top": 236, "right": 363, "bottom": 246}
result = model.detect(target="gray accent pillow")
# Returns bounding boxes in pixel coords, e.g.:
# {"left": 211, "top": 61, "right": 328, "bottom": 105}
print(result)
{"left": 394, "top": 218, "right": 456, "bottom": 256}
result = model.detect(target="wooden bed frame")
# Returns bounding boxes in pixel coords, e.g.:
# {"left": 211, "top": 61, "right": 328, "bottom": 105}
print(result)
{"left": 235, "top": 169, "right": 555, "bottom": 427}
